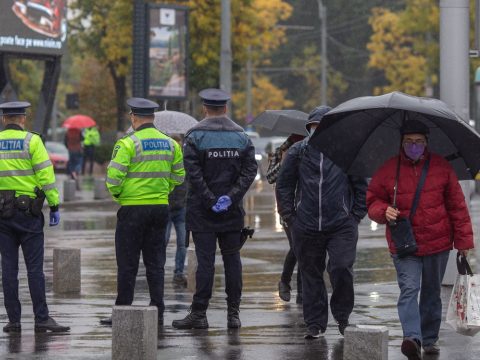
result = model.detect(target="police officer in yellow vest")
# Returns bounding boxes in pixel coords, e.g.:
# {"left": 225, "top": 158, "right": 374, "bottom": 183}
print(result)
{"left": 0, "top": 101, "right": 69, "bottom": 333}
{"left": 100, "top": 98, "right": 185, "bottom": 326}
{"left": 82, "top": 126, "right": 100, "bottom": 176}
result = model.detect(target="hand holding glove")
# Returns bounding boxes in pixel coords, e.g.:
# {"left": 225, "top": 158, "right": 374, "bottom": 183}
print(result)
{"left": 49, "top": 210, "right": 60, "bottom": 226}
{"left": 211, "top": 195, "right": 232, "bottom": 213}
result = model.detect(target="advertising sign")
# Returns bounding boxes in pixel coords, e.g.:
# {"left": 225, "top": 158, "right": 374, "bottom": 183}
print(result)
{"left": 0, "top": 1, "right": 67, "bottom": 56}
{"left": 148, "top": 4, "right": 188, "bottom": 99}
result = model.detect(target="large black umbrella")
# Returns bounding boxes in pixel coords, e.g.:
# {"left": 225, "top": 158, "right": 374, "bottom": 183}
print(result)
{"left": 252, "top": 110, "right": 309, "bottom": 136}
{"left": 309, "top": 92, "right": 480, "bottom": 179}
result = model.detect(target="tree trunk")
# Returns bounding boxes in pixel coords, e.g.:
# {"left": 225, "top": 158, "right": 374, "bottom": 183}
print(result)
{"left": 108, "top": 63, "right": 127, "bottom": 133}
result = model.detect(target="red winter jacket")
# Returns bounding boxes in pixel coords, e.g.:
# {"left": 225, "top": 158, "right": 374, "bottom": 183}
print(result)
{"left": 367, "top": 151, "right": 474, "bottom": 256}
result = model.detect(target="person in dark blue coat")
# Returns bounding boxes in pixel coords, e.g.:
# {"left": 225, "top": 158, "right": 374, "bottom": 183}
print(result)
{"left": 172, "top": 89, "right": 257, "bottom": 330}
{"left": 276, "top": 106, "right": 367, "bottom": 339}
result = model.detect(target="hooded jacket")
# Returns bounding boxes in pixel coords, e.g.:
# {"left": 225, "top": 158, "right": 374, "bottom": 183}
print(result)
{"left": 367, "top": 151, "right": 474, "bottom": 256}
{"left": 276, "top": 139, "right": 367, "bottom": 232}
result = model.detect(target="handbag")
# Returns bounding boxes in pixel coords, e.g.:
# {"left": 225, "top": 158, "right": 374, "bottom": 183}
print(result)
{"left": 388, "top": 157, "right": 430, "bottom": 258}
{"left": 446, "top": 253, "right": 480, "bottom": 336}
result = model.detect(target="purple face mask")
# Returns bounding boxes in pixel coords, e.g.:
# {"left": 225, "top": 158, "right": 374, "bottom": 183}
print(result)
{"left": 403, "top": 142, "right": 425, "bottom": 161}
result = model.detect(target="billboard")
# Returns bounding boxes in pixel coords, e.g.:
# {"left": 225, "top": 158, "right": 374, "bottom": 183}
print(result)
{"left": 0, "top": 1, "right": 67, "bottom": 56}
{"left": 148, "top": 5, "right": 188, "bottom": 100}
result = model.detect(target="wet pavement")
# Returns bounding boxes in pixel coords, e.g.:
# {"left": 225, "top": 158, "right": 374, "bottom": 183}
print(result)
{"left": 0, "top": 176, "right": 479, "bottom": 359}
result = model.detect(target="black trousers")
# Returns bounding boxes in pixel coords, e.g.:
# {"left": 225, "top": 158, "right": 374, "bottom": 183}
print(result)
{"left": 192, "top": 231, "right": 243, "bottom": 310}
{"left": 292, "top": 217, "right": 358, "bottom": 331}
{"left": 82, "top": 145, "right": 95, "bottom": 175}
{"left": 280, "top": 226, "right": 302, "bottom": 294}
{"left": 0, "top": 210, "right": 49, "bottom": 323}
{"left": 115, "top": 205, "right": 168, "bottom": 314}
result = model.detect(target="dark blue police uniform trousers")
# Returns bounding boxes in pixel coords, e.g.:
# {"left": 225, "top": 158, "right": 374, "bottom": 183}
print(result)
{"left": 292, "top": 217, "right": 358, "bottom": 331}
{"left": 192, "top": 231, "right": 243, "bottom": 310}
{"left": 0, "top": 209, "right": 49, "bottom": 323}
{"left": 115, "top": 205, "right": 169, "bottom": 315}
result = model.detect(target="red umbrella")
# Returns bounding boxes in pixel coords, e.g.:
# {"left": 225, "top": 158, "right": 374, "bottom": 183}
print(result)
{"left": 62, "top": 115, "right": 96, "bottom": 129}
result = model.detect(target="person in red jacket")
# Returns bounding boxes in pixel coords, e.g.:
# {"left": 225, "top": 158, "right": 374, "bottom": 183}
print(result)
{"left": 367, "top": 119, "right": 474, "bottom": 360}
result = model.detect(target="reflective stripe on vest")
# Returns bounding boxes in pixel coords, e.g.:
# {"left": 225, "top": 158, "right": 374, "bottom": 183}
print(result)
{"left": 0, "top": 169, "right": 35, "bottom": 177}
{"left": 126, "top": 171, "right": 171, "bottom": 179}
{"left": 172, "top": 162, "right": 184, "bottom": 170}
{"left": 109, "top": 161, "right": 128, "bottom": 172}
{"left": 42, "top": 182, "right": 57, "bottom": 191}
{"left": 33, "top": 159, "right": 52, "bottom": 172}
{"left": 131, "top": 154, "right": 174, "bottom": 163}
{"left": 0, "top": 152, "right": 30, "bottom": 160}
{"left": 106, "top": 176, "right": 121, "bottom": 185}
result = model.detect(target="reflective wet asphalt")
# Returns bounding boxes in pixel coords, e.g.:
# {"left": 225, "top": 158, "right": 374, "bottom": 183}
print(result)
{"left": 0, "top": 177, "right": 479, "bottom": 359}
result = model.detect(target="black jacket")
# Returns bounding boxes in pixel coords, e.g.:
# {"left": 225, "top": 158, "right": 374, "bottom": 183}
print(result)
{"left": 276, "top": 139, "right": 367, "bottom": 232}
{"left": 183, "top": 116, "right": 257, "bottom": 232}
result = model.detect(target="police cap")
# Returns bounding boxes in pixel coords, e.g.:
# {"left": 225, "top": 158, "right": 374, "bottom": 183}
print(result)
{"left": 0, "top": 101, "right": 31, "bottom": 116}
{"left": 199, "top": 88, "right": 230, "bottom": 107}
{"left": 127, "top": 97, "right": 159, "bottom": 116}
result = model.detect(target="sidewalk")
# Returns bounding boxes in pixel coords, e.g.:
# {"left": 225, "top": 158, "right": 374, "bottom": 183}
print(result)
{"left": 0, "top": 183, "right": 478, "bottom": 359}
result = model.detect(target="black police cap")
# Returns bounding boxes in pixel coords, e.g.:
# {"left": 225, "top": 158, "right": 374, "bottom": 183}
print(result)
{"left": 126, "top": 97, "right": 159, "bottom": 116}
{"left": 401, "top": 119, "right": 429, "bottom": 135}
{"left": 199, "top": 88, "right": 230, "bottom": 107}
{"left": 0, "top": 101, "right": 31, "bottom": 115}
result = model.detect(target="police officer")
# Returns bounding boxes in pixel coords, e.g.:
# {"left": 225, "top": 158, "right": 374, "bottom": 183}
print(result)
{"left": 172, "top": 89, "right": 257, "bottom": 329}
{"left": 82, "top": 125, "right": 100, "bottom": 176}
{"left": 0, "top": 101, "right": 69, "bottom": 333}
{"left": 100, "top": 98, "right": 185, "bottom": 326}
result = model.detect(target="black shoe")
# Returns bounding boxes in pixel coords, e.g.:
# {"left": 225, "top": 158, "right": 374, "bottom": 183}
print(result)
{"left": 100, "top": 317, "right": 112, "bottom": 326}
{"left": 278, "top": 281, "right": 291, "bottom": 302}
{"left": 227, "top": 303, "right": 241, "bottom": 329}
{"left": 172, "top": 308, "right": 208, "bottom": 329}
{"left": 338, "top": 320, "right": 349, "bottom": 335}
{"left": 35, "top": 317, "right": 70, "bottom": 333}
{"left": 173, "top": 274, "right": 188, "bottom": 287}
{"left": 304, "top": 327, "right": 325, "bottom": 339}
{"left": 401, "top": 337, "right": 422, "bottom": 360}
{"left": 3, "top": 322, "right": 21, "bottom": 333}
{"left": 296, "top": 294, "right": 303, "bottom": 305}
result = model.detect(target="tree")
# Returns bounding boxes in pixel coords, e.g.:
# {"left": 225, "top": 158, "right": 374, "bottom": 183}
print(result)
{"left": 69, "top": 0, "right": 132, "bottom": 132}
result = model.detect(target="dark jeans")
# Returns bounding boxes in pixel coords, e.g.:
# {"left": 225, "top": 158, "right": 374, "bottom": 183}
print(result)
{"left": 292, "top": 217, "right": 358, "bottom": 331}
{"left": 82, "top": 145, "right": 95, "bottom": 175}
{"left": 280, "top": 226, "right": 302, "bottom": 294}
{"left": 166, "top": 207, "right": 187, "bottom": 275}
{"left": 68, "top": 151, "right": 83, "bottom": 176}
{"left": 0, "top": 210, "right": 49, "bottom": 323}
{"left": 192, "top": 231, "right": 243, "bottom": 310}
{"left": 115, "top": 205, "right": 168, "bottom": 315}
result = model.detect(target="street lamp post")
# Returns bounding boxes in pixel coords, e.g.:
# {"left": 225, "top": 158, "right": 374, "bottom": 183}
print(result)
{"left": 317, "top": 0, "right": 327, "bottom": 106}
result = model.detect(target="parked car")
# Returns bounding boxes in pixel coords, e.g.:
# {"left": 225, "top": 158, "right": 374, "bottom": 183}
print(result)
{"left": 45, "top": 141, "right": 69, "bottom": 172}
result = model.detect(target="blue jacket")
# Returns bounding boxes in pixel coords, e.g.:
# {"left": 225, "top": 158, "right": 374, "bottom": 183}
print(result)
{"left": 276, "top": 139, "right": 367, "bottom": 232}
{"left": 183, "top": 115, "right": 257, "bottom": 232}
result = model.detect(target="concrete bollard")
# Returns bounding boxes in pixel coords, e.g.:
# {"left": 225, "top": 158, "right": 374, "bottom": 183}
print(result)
{"left": 112, "top": 306, "right": 158, "bottom": 360}
{"left": 187, "top": 247, "right": 197, "bottom": 293}
{"left": 93, "top": 177, "right": 109, "bottom": 200}
{"left": 63, "top": 179, "right": 76, "bottom": 202}
{"left": 344, "top": 325, "right": 388, "bottom": 360}
{"left": 53, "top": 248, "right": 81, "bottom": 294}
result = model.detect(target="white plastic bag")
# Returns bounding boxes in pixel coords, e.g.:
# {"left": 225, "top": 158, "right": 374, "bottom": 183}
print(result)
{"left": 446, "top": 253, "right": 480, "bottom": 336}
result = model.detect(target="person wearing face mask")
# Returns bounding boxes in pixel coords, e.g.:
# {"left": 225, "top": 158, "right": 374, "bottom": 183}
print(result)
{"left": 101, "top": 98, "right": 185, "bottom": 327}
{"left": 276, "top": 106, "right": 368, "bottom": 339}
{"left": 367, "top": 119, "right": 474, "bottom": 359}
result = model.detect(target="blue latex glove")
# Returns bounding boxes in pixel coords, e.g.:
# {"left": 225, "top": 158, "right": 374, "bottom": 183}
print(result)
{"left": 49, "top": 211, "right": 60, "bottom": 226}
{"left": 211, "top": 195, "right": 232, "bottom": 213}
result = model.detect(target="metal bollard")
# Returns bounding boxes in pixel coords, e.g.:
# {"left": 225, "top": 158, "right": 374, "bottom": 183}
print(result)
{"left": 93, "top": 177, "right": 108, "bottom": 200}
{"left": 63, "top": 179, "right": 76, "bottom": 202}
{"left": 344, "top": 325, "right": 389, "bottom": 360}
{"left": 53, "top": 248, "right": 81, "bottom": 294}
{"left": 112, "top": 306, "right": 158, "bottom": 360}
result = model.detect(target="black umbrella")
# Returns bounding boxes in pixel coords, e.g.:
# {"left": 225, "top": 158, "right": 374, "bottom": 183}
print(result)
{"left": 309, "top": 92, "right": 480, "bottom": 180}
{"left": 252, "top": 110, "right": 309, "bottom": 136}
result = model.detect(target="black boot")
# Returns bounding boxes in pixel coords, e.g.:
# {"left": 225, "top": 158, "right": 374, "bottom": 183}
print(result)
{"left": 35, "top": 317, "right": 70, "bottom": 333}
{"left": 172, "top": 308, "right": 208, "bottom": 329}
{"left": 227, "top": 303, "right": 241, "bottom": 329}
{"left": 3, "top": 322, "right": 21, "bottom": 333}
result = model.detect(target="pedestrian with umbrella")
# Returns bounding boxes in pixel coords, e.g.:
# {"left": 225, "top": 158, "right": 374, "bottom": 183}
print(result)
{"left": 309, "top": 92, "right": 476, "bottom": 359}
{"left": 275, "top": 105, "right": 368, "bottom": 339}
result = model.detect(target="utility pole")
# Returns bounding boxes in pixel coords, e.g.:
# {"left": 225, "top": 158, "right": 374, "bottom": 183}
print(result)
{"left": 246, "top": 46, "right": 253, "bottom": 123}
{"left": 220, "top": 0, "right": 232, "bottom": 116}
{"left": 439, "top": 0, "right": 470, "bottom": 285}
{"left": 317, "top": 0, "right": 327, "bottom": 105}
